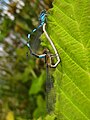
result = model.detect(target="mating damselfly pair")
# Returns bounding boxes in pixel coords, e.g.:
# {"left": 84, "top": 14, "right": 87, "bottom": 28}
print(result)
{"left": 26, "top": 9, "right": 60, "bottom": 113}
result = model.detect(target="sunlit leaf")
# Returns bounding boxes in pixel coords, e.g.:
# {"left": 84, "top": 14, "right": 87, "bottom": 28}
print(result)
{"left": 43, "top": 0, "right": 90, "bottom": 119}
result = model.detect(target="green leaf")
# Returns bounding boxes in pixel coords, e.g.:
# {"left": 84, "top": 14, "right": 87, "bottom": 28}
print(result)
{"left": 33, "top": 95, "right": 46, "bottom": 119}
{"left": 29, "top": 71, "right": 45, "bottom": 95}
{"left": 43, "top": 0, "right": 90, "bottom": 119}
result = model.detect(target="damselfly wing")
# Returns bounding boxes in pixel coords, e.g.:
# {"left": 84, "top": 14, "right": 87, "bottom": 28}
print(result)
{"left": 46, "top": 64, "right": 56, "bottom": 113}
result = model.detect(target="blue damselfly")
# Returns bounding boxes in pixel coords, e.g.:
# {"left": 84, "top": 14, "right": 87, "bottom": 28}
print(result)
{"left": 26, "top": 9, "right": 60, "bottom": 113}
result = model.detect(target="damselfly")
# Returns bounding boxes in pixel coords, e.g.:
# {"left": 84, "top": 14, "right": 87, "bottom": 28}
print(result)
{"left": 27, "top": 9, "right": 60, "bottom": 67}
{"left": 26, "top": 10, "right": 60, "bottom": 113}
{"left": 27, "top": 44, "right": 57, "bottom": 113}
{"left": 27, "top": 9, "right": 47, "bottom": 39}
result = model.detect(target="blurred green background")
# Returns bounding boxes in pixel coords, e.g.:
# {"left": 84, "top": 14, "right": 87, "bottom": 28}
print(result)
{"left": 0, "top": 0, "right": 53, "bottom": 119}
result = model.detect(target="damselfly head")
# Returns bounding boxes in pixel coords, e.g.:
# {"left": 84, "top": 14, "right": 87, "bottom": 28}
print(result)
{"left": 39, "top": 9, "right": 47, "bottom": 23}
{"left": 40, "top": 9, "right": 47, "bottom": 15}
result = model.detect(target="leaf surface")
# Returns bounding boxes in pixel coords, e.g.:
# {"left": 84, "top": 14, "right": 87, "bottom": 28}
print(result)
{"left": 44, "top": 0, "right": 90, "bottom": 119}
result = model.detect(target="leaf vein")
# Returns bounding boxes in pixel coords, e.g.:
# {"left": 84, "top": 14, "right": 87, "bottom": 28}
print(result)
{"left": 60, "top": 89, "right": 89, "bottom": 120}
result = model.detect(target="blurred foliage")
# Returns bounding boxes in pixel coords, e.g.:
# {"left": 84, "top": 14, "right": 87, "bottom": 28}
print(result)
{"left": 0, "top": 0, "right": 53, "bottom": 119}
